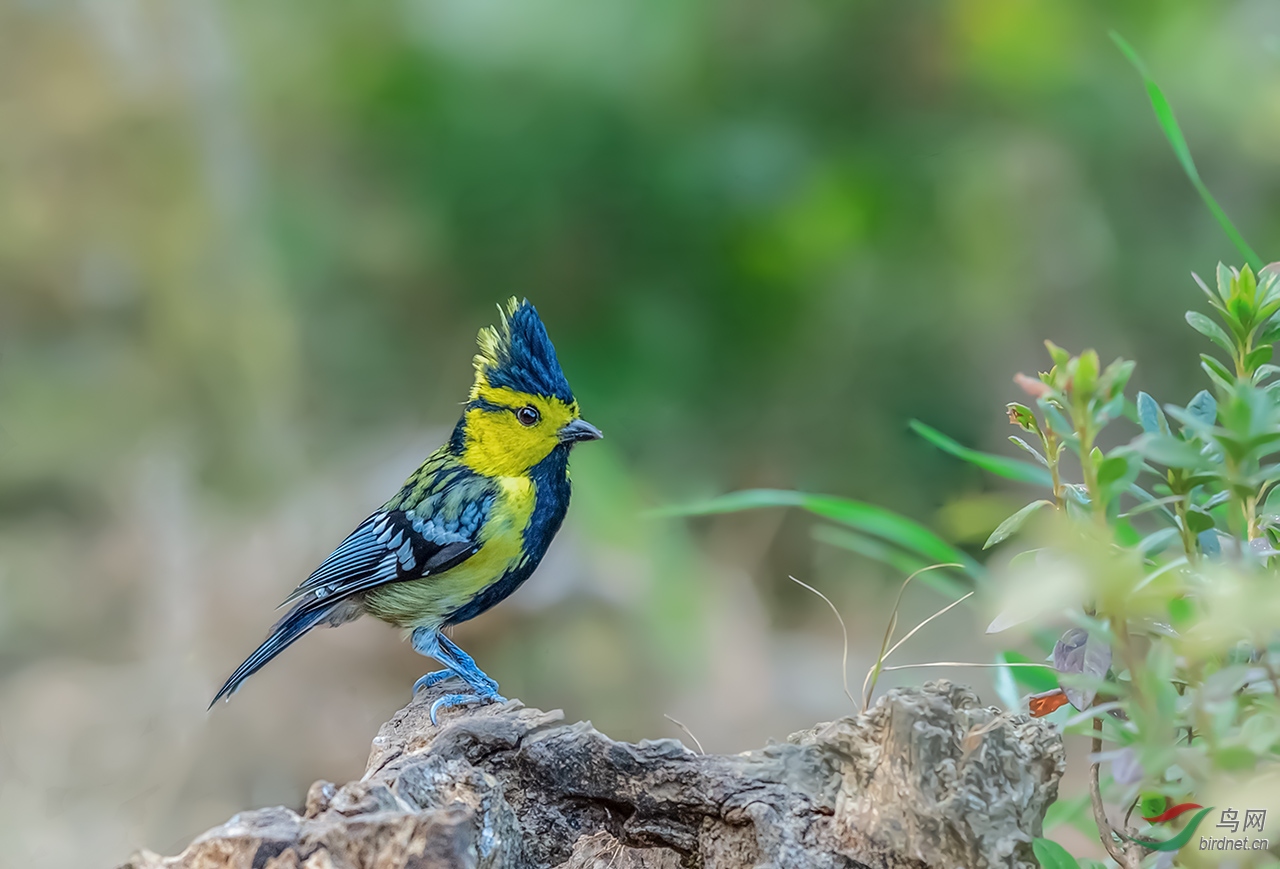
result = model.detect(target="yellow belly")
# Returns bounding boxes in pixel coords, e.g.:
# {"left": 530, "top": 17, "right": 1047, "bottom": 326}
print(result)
{"left": 363, "top": 476, "right": 534, "bottom": 629}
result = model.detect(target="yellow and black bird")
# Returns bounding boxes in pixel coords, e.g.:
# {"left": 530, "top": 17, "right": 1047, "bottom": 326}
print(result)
{"left": 211, "top": 298, "right": 602, "bottom": 722}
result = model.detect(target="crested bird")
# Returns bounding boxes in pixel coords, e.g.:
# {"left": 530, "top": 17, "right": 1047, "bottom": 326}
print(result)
{"left": 211, "top": 298, "right": 602, "bottom": 723}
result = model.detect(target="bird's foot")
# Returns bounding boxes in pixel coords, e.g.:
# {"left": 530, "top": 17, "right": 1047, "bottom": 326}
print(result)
{"left": 412, "top": 669, "right": 460, "bottom": 696}
{"left": 428, "top": 689, "right": 508, "bottom": 726}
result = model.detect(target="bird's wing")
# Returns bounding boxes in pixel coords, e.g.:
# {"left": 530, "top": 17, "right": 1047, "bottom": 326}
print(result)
{"left": 283, "top": 481, "right": 496, "bottom": 607}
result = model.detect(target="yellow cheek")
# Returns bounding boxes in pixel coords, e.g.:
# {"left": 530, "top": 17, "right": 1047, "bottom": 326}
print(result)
{"left": 460, "top": 410, "right": 552, "bottom": 476}
{"left": 459, "top": 388, "right": 578, "bottom": 477}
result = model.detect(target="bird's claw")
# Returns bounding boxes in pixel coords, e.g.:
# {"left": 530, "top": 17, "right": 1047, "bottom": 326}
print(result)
{"left": 412, "top": 669, "right": 459, "bottom": 696}
{"left": 428, "top": 691, "right": 507, "bottom": 726}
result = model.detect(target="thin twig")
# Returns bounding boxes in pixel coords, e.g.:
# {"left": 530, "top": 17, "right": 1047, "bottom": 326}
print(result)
{"left": 1091, "top": 716, "right": 1134, "bottom": 867}
{"left": 788, "top": 575, "right": 855, "bottom": 709}
{"left": 663, "top": 714, "right": 705, "bottom": 755}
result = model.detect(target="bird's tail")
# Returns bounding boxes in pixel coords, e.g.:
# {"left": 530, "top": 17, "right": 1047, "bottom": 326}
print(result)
{"left": 209, "top": 600, "right": 333, "bottom": 708}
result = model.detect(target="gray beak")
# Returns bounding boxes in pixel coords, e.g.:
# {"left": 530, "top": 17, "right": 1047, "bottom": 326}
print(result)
{"left": 558, "top": 418, "right": 603, "bottom": 444}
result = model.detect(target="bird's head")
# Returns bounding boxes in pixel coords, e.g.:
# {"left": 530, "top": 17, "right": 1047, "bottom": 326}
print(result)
{"left": 454, "top": 298, "right": 602, "bottom": 476}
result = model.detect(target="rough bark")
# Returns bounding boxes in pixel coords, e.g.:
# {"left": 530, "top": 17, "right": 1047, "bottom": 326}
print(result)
{"left": 122, "top": 680, "right": 1064, "bottom": 869}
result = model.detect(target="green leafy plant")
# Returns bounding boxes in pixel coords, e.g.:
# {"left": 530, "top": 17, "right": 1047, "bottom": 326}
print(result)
{"left": 977, "top": 263, "right": 1280, "bottom": 867}
{"left": 667, "top": 265, "right": 1280, "bottom": 869}
{"left": 661, "top": 33, "right": 1280, "bottom": 869}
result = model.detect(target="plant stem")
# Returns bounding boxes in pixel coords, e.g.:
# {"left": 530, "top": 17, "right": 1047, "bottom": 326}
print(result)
{"left": 1174, "top": 497, "right": 1199, "bottom": 563}
{"left": 1090, "top": 717, "right": 1134, "bottom": 867}
{"left": 1045, "top": 431, "right": 1065, "bottom": 509}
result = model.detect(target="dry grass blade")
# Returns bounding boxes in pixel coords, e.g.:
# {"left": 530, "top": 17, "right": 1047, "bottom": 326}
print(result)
{"left": 862, "top": 563, "right": 964, "bottom": 711}
{"left": 882, "top": 591, "right": 975, "bottom": 661}
{"left": 877, "top": 661, "right": 1055, "bottom": 672}
{"left": 663, "top": 713, "right": 705, "bottom": 754}
{"left": 788, "top": 575, "right": 855, "bottom": 709}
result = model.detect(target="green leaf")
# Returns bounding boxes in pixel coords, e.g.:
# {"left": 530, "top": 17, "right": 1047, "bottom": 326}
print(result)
{"left": 1200, "top": 355, "right": 1235, "bottom": 391}
{"left": 1032, "top": 838, "right": 1082, "bottom": 869}
{"left": 1186, "top": 389, "right": 1218, "bottom": 427}
{"left": 984, "top": 500, "right": 1052, "bottom": 550}
{"left": 1136, "top": 391, "right": 1168, "bottom": 435}
{"left": 1185, "top": 507, "right": 1215, "bottom": 534}
{"left": 1099, "top": 358, "right": 1135, "bottom": 399}
{"left": 1110, "top": 33, "right": 1263, "bottom": 271}
{"left": 1044, "top": 340, "right": 1070, "bottom": 368}
{"left": 812, "top": 525, "right": 929, "bottom": 578}
{"left": 1253, "top": 363, "right": 1280, "bottom": 385}
{"left": 1008, "top": 436, "right": 1049, "bottom": 467}
{"left": 1074, "top": 350, "right": 1099, "bottom": 396}
{"left": 1006, "top": 402, "right": 1038, "bottom": 432}
{"left": 1258, "top": 312, "right": 1280, "bottom": 346}
{"left": 909, "top": 420, "right": 1054, "bottom": 486}
{"left": 1133, "top": 434, "right": 1211, "bottom": 469}
{"left": 999, "top": 649, "right": 1059, "bottom": 693}
{"left": 1246, "top": 345, "right": 1273, "bottom": 371}
{"left": 1186, "top": 311, "right": 1235, "bottom": 354}
{"left": 1138, "top": 527, "right": 1179, "bottom": 555}
{"left": 656, "top": 489, "right": 983, "bottom": 581}
{"left": 1193, "top": 271, "right": 1229, "bottom": 313}
{"left": 1096, "top": 454, "right": 1133, "bottom": 488}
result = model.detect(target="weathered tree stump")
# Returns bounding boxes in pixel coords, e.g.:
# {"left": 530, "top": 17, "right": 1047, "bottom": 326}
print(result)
{"left": 122, "top": 680, "right": 1064, "bottom": 869}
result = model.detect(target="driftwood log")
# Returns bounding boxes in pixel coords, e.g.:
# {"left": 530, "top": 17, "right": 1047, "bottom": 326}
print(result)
{"left": 122, "top": 680, "right": 1064, "bottom": 869}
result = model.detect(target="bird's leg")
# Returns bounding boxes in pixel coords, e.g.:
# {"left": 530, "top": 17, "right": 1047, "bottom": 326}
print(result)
{"left": 409, "top": 628, "right": 506, "bottom": 725}
{"left": 435, "top": 633, "right": 500, "bottom": 694}
{"left": 410, "top": 628, "right": 461, "bottom": 693}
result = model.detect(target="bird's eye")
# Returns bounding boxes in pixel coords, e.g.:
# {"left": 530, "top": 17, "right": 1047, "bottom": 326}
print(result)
{"left": 516, "top": 405, "right": 540, "bottom": 426}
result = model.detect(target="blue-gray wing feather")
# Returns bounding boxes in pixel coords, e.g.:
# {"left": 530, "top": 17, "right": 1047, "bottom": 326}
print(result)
{"left": 283, "top": 487, "right": 495, "bottom": 607}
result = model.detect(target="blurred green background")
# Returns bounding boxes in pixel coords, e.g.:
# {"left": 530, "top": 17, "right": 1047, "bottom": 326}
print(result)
{"left": 1, "top": 0, "right": 1277, "bottom": 865}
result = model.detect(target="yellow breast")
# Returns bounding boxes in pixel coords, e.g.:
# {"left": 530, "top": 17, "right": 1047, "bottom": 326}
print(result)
{"left": 363, "top": 476, "right": 536, "bottom": 629}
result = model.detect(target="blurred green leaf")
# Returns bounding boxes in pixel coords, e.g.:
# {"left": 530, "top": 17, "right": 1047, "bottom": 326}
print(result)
{"left": 1186, "top": 390, "right": 1218, "bottom": 427}
{"left": 810, "top": 526, "right": 966, "bottom": 597}
{"left": 1185, "top": 507, "right": 1215, "bottom": 534}
{"left": 1097, "top": 454, "right": 1136, "bottom": 489}
{"left": 1075, "top": 350, "right": 1099, "bottom": 396}
{"left": 1110, "top": 32, "right": 1263, "bottom": 271}
{"left": 984, "top": 500, "right": 1052, "bottom": 549}
{"left": 1133, "top": 434, "right": 1211, "bottom": 469}
{"left": 909, "top": 420, "right": 1053, "bottom": 486}
{"left": 1211, "top": 745, "right": 1256, "bottom": 771}
{"left": 1041, "top": 403, "right": 1077, "bottom": 442}
{"left": 1032, "top": 838, "right": 1082, "bottom": 869}
{"left": 1138, "top": 527, "right": 1179, "bottom": 555}
{"left": 656, "top": 488, "right": 982, "bottom": 580}
{"left": 999, "top": 649, "right": 1059, "bottom": 693}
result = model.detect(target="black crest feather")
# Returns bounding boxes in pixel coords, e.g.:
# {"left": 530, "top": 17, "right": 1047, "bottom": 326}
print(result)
{"left": 471, "top": 298, "right": 574, "bottom": 403}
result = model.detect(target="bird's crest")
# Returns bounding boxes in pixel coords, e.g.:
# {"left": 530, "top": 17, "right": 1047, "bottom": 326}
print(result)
{"left": 472, "top": 298, "right": 575, "bottom": 403}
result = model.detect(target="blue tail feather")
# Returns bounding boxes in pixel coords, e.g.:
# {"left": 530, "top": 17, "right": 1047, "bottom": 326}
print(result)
{"left": 209, "top": 601, "right": 332, "bottom": 708}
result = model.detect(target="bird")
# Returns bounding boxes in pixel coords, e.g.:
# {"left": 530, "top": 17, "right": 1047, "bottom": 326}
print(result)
{"left": 210, "top": 298, "right": 602, "bottom": 723}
